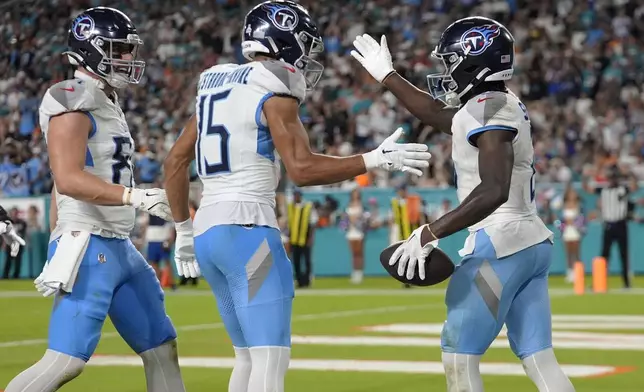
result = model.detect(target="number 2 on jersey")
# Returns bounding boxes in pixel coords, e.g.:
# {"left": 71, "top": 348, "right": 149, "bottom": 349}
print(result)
{"left": 196, "top": 89, "right": 231, "bottom": 177}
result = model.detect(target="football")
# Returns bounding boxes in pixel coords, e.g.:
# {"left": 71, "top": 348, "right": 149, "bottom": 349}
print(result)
{"left": 379, "top": 241, "right": 455, "bottom": 286}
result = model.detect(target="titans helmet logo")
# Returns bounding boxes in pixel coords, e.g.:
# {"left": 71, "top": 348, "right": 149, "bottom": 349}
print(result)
{"left": 459, "top": 24, "right": 500, "bottom": 56}
{"left": 72, "top": 15, "right": 95, "bottom": 41}
{"left": 264, "top": 4, "right": 299, "bottom": 32}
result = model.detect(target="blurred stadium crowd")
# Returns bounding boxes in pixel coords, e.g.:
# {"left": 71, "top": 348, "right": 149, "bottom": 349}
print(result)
{"left": 2, "top": 0, "right": 644, "bottom": 198}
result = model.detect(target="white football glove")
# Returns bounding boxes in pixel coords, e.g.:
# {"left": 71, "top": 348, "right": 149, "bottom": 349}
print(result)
{"left": 351, "top": 34, "right": 395, "bottom": 83}
{"left": 0, "top": 221, "right": 26, "bottom": 257}
{"left": 389, "top": 225, "right": 439, "bottom": 281}
{"left": 34, "top": 261, "right": 57, "bottom": 297}
{"left": 362, "top": 127, "right": 431, "bottom": 176}
{"left": 174, "top": 219, "right": 201, "bottom": 278}
{"left": 124, "top": 188, "right": 173, "bottom": 221}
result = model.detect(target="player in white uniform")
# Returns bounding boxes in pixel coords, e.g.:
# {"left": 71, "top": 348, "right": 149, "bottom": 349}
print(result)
{"left": 5, "top": 8, "right": 191, "bottom": 392}
{"left": 351, "top": 17, "right": 575, "bottom": 392}
{"left": 163, "top": 2, "right": 431, "bottom": 391}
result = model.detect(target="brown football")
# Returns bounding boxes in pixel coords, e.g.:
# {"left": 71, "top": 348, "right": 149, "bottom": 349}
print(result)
{"left": 379, "top": 241, "right": 455, "bottom": 286}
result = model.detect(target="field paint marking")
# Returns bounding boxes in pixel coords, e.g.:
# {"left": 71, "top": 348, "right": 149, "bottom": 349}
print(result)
{"left": 87, "top": 355, "right": 622, "bottom": 378}
{"left": 0, "top": 303, "right": 438, "bottom": 349}
{"left": 290, "top": 334, "right": 644, "bottom": 351}
{"left": 363, "top": 322, "right": 644, "bottom": 335}
{"left": 551, "top": 314, "right": 644, "bottom": 322}
{"left": 1, "top": 287, "right": 642, "bottom": 299}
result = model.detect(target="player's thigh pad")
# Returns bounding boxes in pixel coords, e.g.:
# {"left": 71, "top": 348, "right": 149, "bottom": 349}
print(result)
{"left": 195, "top": 229, "right": 247, "bottom": 347}
{"left": 441, "top": 231, "right": 542, "bottom": 355}
{"left": 505, "top": 241, "right": 553, "bottom": 359}
{"left": 47, "top": 236, "right": 123, "bottom": 361}
{"left": 198, "top": 225, "right": 294, "bottom": 347}
{"left": 108, "top": 239, "right": 176, "bottom": 353}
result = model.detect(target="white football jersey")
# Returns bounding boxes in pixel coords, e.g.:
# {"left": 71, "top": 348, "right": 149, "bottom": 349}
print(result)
{"left": 451, "top": 90, "right": 553, "bottom": 258}
{"left": 40, "top": 71, "right": 135, "bottom": 240}
{"left": 193, "top": 60, "right": 305, "bottom": 235}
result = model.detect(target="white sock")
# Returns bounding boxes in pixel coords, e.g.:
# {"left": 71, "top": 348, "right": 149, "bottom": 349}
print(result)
{"left": 247, "top": 346, "right": 290, "bottom": 392}
{"left": 522, "top": 348, "right": 575, "bottom": 392}
{"left": 350, "top": 270, "right": 363, "bottom": 284}
{"left": 229, "top": 347, "right": 252, "bottom": 392}
{"left": 5, "top": 349, "right": 85, "bottom": 392}
{"left": 441, "top": 352, "right": 484, "bottom": 392}
{"left": 139, "top": 340, "right": 186, "bottom": 392}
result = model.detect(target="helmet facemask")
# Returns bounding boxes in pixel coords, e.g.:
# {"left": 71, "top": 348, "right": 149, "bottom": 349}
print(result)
{"left": 66, "top": 33, "right": 145, "bottom": 89}
{"left": 427, "top": 46, "right": 514, "bottom": 108}
{"left": 293, "top": 30, "right": 324, "bottom": 90}
{"left": 92, "top": 34, "right": 145, "bottom": 89}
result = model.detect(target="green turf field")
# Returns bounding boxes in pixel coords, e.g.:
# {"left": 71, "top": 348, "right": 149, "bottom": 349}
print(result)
{"left": 0, "top": 276, "right": 642, "bottom": 391}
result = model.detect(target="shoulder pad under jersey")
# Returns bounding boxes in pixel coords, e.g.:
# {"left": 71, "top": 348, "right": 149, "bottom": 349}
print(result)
{"left": 250, "top": 60, "right": 306, "bottom": 103}
{"left": 464, "top": 92, "right": 522, "bottom": 130}
{"left": 40, "top": 79, "right": 98, "bottom": 118}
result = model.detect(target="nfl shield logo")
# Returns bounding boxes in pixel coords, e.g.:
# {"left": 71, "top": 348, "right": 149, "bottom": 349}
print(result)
{"left": 98, "top": 253, "right": 106, "bottom": 263}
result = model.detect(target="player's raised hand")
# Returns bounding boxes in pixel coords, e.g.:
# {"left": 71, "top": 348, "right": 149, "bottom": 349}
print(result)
{"left": 362, "top": 127, "right": 432, "bottom": 176}
{"left": 174, "top": 219, "right": 201, "bottom": 278}
{"left": 389, "top": 225, "right": 439, "bottom": 281}
{"left": 124, "top": 188, "right": 173, "bottom": 221}
{"left": 350, "top": 34, "right": 394, "bottom": 83}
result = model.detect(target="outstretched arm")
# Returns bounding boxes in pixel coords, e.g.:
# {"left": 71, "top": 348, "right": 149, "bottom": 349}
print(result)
{"left": 421, "top": 130, "right": 515, "bottom": 243}
{"left": 382, "top": 72, "right": 456, "bottom": 134}
{"left": 265, "top": 96, "right": 430, "bottom": 186}
{"left": 351, "top": 34, "right": 456, "bottom": 134}
{"left": 163, "top": 115, "right": 196, "bottom": 223}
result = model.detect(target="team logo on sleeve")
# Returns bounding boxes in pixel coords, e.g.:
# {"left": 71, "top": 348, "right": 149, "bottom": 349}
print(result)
{"left": 460, "top": 24, "right": 500, "bottom": 56}
{"left": 72, "top": 15, "right": 95, "bottom": 41}
{"left": 264, "top": 4, "right": 299, "bottom": 31}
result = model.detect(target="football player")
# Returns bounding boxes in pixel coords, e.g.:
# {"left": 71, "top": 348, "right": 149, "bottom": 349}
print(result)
{"left": 5, "top": 7, "right": 189, "bottom": 392}
{"left": 351, "top": 17, "right": 575, "bottom": 392}
{"left": 163, "top": 1, "right": 432, "bottom": 391}
{"left": 0, "top": 204, "right": 26, "bottom": 257}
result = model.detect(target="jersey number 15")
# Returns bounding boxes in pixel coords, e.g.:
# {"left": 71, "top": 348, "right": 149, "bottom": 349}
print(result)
{"left": 196, "top": 89, "right": 232, "bottom": 177}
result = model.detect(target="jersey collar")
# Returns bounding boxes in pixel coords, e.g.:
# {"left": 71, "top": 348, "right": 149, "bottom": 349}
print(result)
{"left": 74, "top": 70, "right": 119, "bottom": 103}
{"left": 74, "top": 70, "right": 106, "bottom": 89}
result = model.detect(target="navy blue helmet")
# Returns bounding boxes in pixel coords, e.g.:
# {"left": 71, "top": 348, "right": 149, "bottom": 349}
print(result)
{"left": 65, "top": 7, "right": 145, "bottom": 89}
{"left": 427, "top": 17, "right": 515, "bottom": 108}
{"left": 242, "top": 0, "right": 324, "bottom": 90}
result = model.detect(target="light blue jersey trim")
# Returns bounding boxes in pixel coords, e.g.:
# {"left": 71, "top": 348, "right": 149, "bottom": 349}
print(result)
{"left": 466, "top": 125, "right": 517, "bottom": 147}
{"left": 255, "top": 92, "right": 276, "bottom": 162}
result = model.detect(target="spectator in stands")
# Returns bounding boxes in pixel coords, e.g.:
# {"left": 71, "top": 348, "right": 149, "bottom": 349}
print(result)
{"left": 0, "top": 144, "right": 30, "bottom": 197}
{"left": 136, "top": 150, "right": 163, "bottom": 187}
{"left": 1, "top": 0, "right": 644, "bottom": 197}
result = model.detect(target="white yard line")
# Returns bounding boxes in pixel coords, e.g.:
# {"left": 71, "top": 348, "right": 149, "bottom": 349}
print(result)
{"left": 0, "top": 303, "right": 438, "bottom": 349}
{"left": 290, "top": 334, "right": 644, "bottom": 351}
{"left": 363, "top": 320, "right": 644, "bottom": 335}
{"left": 0, "top": 287, "right": 642, "bottom": 299}
{"left": 87, "top": 355, "right": 619, "bottom": 378}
